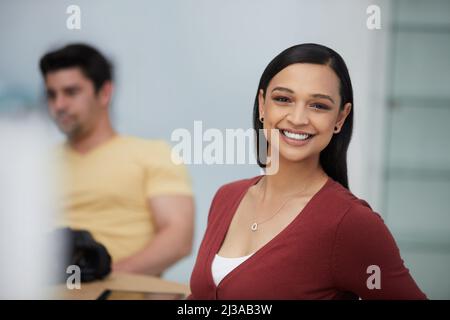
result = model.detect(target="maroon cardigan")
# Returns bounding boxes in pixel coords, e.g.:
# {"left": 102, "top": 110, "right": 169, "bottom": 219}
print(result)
{"left": 189, "top": 175, "right": 427, "bottom": 300}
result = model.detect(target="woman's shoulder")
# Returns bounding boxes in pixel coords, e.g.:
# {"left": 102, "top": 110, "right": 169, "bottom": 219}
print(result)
{"left": 211, "top": 176, "right": 259, "bottom": 205}
{"left": 217, "top": 175, "right": 261, "bottom": 193}
{"left": 210, "top": 175, "right": 261, "bottom": 203}
{"left": 206, "top": 175, "right": 261, "bottom": 223}
{"left": 325, "top": 178, "right": 385, "bottom": 230}
{"left": 326, "top": 178, "right": 373, "bottom": 210}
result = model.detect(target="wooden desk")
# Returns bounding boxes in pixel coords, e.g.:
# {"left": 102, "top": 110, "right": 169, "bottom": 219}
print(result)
{"left": 51, "top": 272, "right": 191, "bottom": 300}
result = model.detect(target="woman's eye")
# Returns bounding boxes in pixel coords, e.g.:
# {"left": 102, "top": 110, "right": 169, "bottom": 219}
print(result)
{"left": 310, "top": 103, "right": 328, "bottom": 110}
{"left": 273, "top": 96, "right": 291, "bottom": 103}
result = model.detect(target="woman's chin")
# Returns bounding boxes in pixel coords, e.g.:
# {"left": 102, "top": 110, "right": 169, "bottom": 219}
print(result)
{"left": 278, "top": 150, "right": 313, "bottom": 164}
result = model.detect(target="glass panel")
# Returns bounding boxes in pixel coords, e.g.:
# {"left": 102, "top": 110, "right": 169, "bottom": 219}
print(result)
{"left": 392, "top": 32, "right": 450, "bottom": 98}
{"left": 384, "top": 0, "right": 450, "bottom": 299}
{"left": 386, "top": 178, "right": 450, "bottom": 233}
{"left": 398, "top": 250, "right": 450, "bottom": 299}
{"left": 397, "top": 0, "right": 450, "bottom": 26}
{"left": 388, "top": 105, "right": 450, "bottom": 167}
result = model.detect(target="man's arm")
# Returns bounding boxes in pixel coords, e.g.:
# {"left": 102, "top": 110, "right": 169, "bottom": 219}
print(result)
{"left": 112, "top": 194, "right": 195, "bottom": 276}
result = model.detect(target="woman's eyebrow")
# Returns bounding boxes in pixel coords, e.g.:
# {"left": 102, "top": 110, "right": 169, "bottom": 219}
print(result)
{"left": 271, "top": 87, "right": 336, "bottom": 104}
{"left": 271, "top": 86, "right": 295, "bottom": 94}
{"left": 310, "top": 93, "right": 335, "bottom": 104}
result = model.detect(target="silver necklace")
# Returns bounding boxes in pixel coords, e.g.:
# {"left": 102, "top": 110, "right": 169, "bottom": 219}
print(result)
{"left": 250, "top": 178, "right": 309, "bottom": 232}
{"left": 250, "top": 196, "right": 295, "bottom": 231}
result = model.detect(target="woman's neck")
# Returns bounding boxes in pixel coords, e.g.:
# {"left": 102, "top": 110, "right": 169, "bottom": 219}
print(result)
{"left": 259, "top": 155, "right": 328, "bottom": 201}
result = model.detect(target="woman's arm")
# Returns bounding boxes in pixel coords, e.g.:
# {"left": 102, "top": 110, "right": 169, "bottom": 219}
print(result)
{"left": 332, "top": 203, "right": 427, "bottom": 300}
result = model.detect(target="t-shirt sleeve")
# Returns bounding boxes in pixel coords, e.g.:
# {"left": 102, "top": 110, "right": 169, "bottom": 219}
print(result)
{"left": 332, "top": 203, "right": 427, "bottom": 299}
{"left": 144, "top": 141, "right": 193, "bottom": 197}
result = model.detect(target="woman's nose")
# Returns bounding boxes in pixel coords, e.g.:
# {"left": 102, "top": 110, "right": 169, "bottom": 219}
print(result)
{"left": 286, "top": 104, "right": 310, "bottom": 126}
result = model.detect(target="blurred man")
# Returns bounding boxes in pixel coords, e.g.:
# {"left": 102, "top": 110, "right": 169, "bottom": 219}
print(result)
{"left": 40, "top": 43, "right": 194, "bottom": 276}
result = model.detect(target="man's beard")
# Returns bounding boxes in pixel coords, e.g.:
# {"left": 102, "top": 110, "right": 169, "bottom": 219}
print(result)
{"left": 55, "top": 113, "right": 83, "bottom": 139}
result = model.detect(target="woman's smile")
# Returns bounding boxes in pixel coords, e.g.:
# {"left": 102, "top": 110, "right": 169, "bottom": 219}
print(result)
{"left": 278, "top": 128, "right": 316, "bottom": 147}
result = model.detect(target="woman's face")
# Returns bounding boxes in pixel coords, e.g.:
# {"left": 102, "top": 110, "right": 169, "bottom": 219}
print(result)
{"left": 258, "top": 63, "right": 352, "bottom": 165}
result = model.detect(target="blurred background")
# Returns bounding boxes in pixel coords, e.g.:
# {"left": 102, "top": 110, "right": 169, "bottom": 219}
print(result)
{"left": 0, "top": 0, "right": 449, "bottom": 299}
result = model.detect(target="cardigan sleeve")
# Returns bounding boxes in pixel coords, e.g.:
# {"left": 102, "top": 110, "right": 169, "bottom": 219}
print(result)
{"left": 332, "top": 203, "right": 427, "bottom": 300}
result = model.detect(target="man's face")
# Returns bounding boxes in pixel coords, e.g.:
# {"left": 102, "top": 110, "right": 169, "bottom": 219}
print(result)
{"left": 45, "top": 67, "right": 102, "bottom": 139}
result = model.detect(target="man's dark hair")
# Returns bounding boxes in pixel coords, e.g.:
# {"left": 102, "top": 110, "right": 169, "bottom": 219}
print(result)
{"left": 39, "top": 43, "right": 113, "bottom": 92}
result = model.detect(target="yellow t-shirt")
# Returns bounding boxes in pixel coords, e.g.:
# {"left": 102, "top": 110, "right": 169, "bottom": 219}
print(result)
{"left": 57, "top": 135, "right": 192, "bottom": 262}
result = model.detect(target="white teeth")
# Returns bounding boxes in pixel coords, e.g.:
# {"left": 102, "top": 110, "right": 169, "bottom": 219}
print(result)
{"left": 282, "top": 130, "right": 311, "bottom": 141}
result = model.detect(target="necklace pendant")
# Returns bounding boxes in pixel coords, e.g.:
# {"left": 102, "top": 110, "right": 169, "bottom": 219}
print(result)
{"left": 251, "top": 222, "right": 258, "bottom": 231}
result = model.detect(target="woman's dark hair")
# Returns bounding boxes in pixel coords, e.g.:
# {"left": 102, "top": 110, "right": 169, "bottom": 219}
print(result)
{"left": 253, "top": 43, "right": 353, "bottom": 189}
{"left": 39, "top": 43, "right": 113, "bottom": 93}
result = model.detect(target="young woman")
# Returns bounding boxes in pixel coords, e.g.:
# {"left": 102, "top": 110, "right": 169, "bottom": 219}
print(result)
{"left": 189, "top": 43, "right": 427, "bottom": 299}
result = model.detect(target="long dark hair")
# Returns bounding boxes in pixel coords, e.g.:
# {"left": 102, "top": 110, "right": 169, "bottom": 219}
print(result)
{"left": 253, "top": 43, "right": 354, "bottom": 189}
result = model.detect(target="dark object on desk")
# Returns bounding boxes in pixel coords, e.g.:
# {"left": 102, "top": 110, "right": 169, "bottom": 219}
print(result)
{"left": 97, "top": 289, "right": 186, "bottom": 300}
{"left": 59, "top": 227, "right": 112, "bottom": 282}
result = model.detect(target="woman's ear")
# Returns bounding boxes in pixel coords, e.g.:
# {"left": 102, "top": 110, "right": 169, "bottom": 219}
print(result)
{"left": 258, "top": 89, "right": 265, "bottom": 120}
{"left": 335, "top": 102, "right": 352, "bottom": 132}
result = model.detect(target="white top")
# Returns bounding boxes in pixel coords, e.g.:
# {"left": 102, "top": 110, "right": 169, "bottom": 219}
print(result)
{"left": 211, "top": 253, "right": 254, "bottom": 286}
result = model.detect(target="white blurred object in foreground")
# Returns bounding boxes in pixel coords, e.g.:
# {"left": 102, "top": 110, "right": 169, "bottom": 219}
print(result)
{"left": 0, "top": 113, "right": 60, "bottom": 299}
